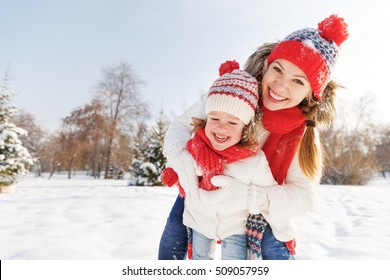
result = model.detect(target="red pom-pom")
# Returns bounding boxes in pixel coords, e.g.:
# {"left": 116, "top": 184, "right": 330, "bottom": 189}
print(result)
{"left": 285, "top": 239, "right": 296, "bottom": 255}
{"left": 218, "top": 60, "right": 240, "bottom": 76}
{"left": 187, "top": 242, "right": 193, "bottom": 260}
{"left": 178, "top": 185, "right": 186, "bottom": 198}
{"left": 318, "top": 14, "right": 349, "bottom": 46}
{"left": 161, "top": 167, "right": 179, "bottom": 187}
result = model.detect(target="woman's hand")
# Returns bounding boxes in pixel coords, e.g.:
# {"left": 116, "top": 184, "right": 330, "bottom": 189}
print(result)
{"left": 167, "top": 148, "right": 199, "bottom": 198}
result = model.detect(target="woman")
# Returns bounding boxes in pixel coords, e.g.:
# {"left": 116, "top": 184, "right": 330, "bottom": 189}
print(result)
{"left": 159, "top": 14, "right": 349, "bottom": 260}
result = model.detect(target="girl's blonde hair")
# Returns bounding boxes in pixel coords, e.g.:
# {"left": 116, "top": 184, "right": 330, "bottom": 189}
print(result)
{"left": 244, "top": 42, "right": 340, "bottom": 183}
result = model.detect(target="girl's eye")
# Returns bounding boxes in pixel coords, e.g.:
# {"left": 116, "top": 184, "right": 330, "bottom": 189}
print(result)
{"left": 210, "top": 117, "right": 219, "bottom": 121}
{"left": 228, "top": 122, "right": 238, "bottom": 125}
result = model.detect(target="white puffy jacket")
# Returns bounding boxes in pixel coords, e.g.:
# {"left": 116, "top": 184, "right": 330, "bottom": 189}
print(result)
{"left": 183, "top": 151, "right": 277, "bottom": 240}
{"left": 163, "top": 94, "right": 318, "bottom": 242}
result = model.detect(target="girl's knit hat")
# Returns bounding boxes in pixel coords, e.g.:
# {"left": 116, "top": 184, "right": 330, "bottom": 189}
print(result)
{"left": 205, "top": 60, "right": 259, "bottom": 125}
{"left": 267, "top": 14, "right": 349, "bottom": 99}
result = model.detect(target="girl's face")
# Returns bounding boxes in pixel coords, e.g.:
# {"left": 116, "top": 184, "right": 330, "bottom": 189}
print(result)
{"left": 262, "top": 59, "right": 312, "bottom": 111}
{"left": 205, "top": 111, "right": 246, "bottom": 151}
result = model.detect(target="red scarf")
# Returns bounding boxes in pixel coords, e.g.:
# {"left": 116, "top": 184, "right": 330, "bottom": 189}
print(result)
{"left": 260, "top": 102, "right": 306, "bottom": 185}
{"left": 161, "top": 128, "right": 258, "bottom": 196}
{"left": 247, "top": 102, "right": 306, "bottom": 258}
{"left": 186, "top": 128, "right": 258, "bottom": 191}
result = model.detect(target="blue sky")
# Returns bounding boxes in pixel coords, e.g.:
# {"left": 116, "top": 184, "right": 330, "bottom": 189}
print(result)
{"left": 1, "top": 0, "right": 389, "bottom": 131}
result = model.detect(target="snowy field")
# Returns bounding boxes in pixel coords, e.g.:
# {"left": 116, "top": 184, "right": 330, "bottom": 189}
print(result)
{"left": 0, "top": 173, "right": 390, "bottom": 260}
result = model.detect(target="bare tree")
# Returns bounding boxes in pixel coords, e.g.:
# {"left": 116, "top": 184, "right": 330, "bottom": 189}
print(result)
{"left": 60, "top": 98, "right": 108, "bottom": 178}
{"left": 375, "top": 124, "right": 390, "bottom": 177}
{"left": 11, "top": 109, "right": 47, "bottom": 176}
{"left": 321, "top": 95, "right": 380, "bottom": 185}
{"left": 94, "top": 62, "right": 150, "bottom": 179}
{"left": 46, "top": 135, "right": 62, "bottom": 179}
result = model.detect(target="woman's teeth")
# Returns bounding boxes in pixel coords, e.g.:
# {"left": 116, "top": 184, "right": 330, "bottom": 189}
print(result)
{"left": 270, "top": 90, "right": 287, "bottom": 101}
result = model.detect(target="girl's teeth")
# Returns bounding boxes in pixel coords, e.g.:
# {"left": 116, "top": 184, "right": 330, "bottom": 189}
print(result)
{"left": 216, "top": 135, "right": 227, "bottom": 140}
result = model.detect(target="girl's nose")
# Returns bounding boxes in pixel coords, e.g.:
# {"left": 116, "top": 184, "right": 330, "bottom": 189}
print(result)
{"left": 215, "top": 124, "right": 227, "bottom": 132}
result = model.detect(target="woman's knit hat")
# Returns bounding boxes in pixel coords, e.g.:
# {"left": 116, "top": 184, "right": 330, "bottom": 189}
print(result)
{"left": 205, "top": 60, "right": 259, "bottom": 125}
{"left": 267, "top": 14, "right": 349, "bottom": 99}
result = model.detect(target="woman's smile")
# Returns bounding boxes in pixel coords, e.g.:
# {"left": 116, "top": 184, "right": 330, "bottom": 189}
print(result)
{"left": 269, "top": 90, "right": 287, "bottom": 101}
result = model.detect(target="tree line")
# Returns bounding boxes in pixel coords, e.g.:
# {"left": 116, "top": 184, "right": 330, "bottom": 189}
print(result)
{"left": 321, "top": 95, "right": 390, "bottom": 185}
{"left": 3, "top": 63, "right": 390, "bottom": 186}
{"left": 9, "top": 62, "right": 168, "bottom": 185}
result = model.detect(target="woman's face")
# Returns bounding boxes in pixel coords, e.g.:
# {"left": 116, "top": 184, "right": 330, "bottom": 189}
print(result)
{"left": 262, "top": 59, "right": 312, "bottom": 111}
{"left": 205, "top": 111, "right": 246, "bottom": 151}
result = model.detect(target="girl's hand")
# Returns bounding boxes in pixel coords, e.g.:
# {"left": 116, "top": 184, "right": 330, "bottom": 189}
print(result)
{"left": 211, "top": 175, "right": 270, "bottom": 214}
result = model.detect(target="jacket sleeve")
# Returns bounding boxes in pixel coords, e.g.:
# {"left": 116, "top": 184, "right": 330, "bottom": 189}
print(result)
{"left": 163, "top": 94, "right": 207, "bottom": 159}
{"left": 262, "top": 154, "right": 318, "bottom": 221}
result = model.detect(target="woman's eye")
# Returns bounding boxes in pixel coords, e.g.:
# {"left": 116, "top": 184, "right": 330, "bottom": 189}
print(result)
{"left": 273, "top": 66, "right": 282, "bottom": 73}
{"left": 210, "top": 118, "right": 219, "bottom": 121}
{"left": 228, "top": 122, "right": 238, "bottom": 125}
{"left": 293, "top": 79, "right": 304, "bottom": 86}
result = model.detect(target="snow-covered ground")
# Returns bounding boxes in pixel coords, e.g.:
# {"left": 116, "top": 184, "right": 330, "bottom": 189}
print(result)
{"left": 1, "top": 173, "right": 390, "bottom": 260}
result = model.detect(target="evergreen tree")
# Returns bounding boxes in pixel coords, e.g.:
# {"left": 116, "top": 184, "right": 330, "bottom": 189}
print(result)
{"left": 129, "top": 110, "right": 169, "bottom": 186}
{"left": 128, "top": 139, "right": 150, "bottom": 186}
{"left": 144, "top": 110, "right": 169, "bottom": 186}
{"left": 0, "top": 74, "right": 33, "bottom": 190}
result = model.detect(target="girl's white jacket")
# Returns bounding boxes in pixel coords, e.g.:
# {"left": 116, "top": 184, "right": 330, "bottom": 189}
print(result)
{"left": 163, "top": 94, "right": 318, "bottom": 242}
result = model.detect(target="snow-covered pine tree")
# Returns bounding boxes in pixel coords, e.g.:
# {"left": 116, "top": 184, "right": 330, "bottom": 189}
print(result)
{"left": 129, "top": 110, "right": 169, "bottom": 186}
{"left": 144, "top": 110, "right": 169, "bottom": 186}
{"left": 128, "top": 136, "right": 150, "bottom": 186}
{"left": 0, "top": 74, "right": 33, "bottom": 191}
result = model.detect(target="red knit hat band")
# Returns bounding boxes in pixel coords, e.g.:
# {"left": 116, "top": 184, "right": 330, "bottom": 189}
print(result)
{"left": 267, "top": 15, "right": 349, "bottom": 99}
{"left": 268, "top": 40, "right": 329, "bottom": 99}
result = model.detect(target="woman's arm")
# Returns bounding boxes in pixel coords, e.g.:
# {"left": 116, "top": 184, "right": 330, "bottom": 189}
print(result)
{"left": 262, "top": 155, "right": 318, "bottom": 221}
{"left": 163, "top": 94, "right": 207, "bottom": 204}
{"left": 163, "top": 94, "right": 207, "bottom": 158}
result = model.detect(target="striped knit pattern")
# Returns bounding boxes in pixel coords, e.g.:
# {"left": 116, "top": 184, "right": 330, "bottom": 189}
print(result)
{"left": 209, "top": 70, "right": 258, "bottom": 109}
{"left": 246, "top": 213, "right": 268, "bottom": 260}
{"left": 267, "top": 14, "right": 348, "bottom": 99}
{"left": 284, "top": 28, "right": 340, "bottom": 71}
{"left": 206, "top": 69, "right": 258, "bottom": 125}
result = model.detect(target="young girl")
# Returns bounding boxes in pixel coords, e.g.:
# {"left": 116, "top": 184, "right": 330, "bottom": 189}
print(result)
{"left": 162, "top": 61, "right": 277, "bottom": 259}
{"left": 159, "top": 14, "right": 349, "bottom": 260}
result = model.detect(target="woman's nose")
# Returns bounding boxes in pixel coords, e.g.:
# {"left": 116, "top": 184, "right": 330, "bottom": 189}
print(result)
{"left": 272, "top": 78, "right": 288, "bottom": 92}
